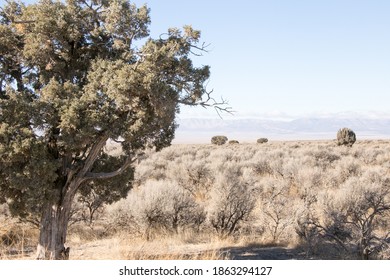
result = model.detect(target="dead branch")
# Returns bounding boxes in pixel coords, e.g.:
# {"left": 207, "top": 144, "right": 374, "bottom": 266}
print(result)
{"left": 179, "top": 89, "right": 234, "bottom": 118}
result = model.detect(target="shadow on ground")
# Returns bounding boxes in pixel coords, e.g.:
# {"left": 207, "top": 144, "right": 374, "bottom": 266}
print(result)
{"left": 220, "top": 245, "right": 308, "bottom": 260}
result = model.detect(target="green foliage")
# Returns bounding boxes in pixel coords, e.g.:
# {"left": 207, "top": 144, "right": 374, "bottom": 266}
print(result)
{"left": 211, "top": 135, "right": 228, "bottom": 145}
{"left": 0, "top": 0, "right": 213, "bottom": 222}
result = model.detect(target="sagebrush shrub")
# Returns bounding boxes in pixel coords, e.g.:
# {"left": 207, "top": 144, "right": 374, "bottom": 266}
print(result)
{"left": 173, "top": 162, "right": 214, "bottom": 202}
{"left": 259, "top": 178, "right": 294, "bottom": 243}
{"left": 208, "top": 167, "right": 258, "bottom": 238}
{"left": 125, "top": 180, "right": 205, "bottom": 239}
{"left": 105, "top": 139, "right": 390, "bottom": 259}
{"left": 299, "top": 167, "right": 390, "bottom": 259}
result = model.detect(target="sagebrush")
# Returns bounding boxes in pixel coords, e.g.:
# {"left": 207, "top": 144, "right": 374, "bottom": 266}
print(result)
{"left": 2, "top": 140, "right": 390, "bottom": 259}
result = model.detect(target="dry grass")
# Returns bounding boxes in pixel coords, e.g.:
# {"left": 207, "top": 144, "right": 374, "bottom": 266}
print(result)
{"left": 67, "top": 232, "right": 231, "bottom": 260}
{"left": 0, "top": 217, "right": 38, "bottom": 260}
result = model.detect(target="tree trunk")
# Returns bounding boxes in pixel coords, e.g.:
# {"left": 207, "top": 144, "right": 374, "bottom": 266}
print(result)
{"left": 36, "top": 193, "right": 73, "bottom": 260}
{"left": 34, "top": 136, "right": 131, "bottom": 259}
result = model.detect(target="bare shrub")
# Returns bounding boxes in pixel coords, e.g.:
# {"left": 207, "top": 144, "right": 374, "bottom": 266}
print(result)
{"left": 334, "top": 169, "right": 390, "bottom": 259}
{"left": 126, "top": 180, "right": 206, "bottom": 239}
{"left": 299, "top": 168, "right": 390, "bottom": 259}
{"left": 69, "top": 191, "right": 106, "bottom": 228}
{"left": 376, "top": 242, "right": 390, "bottom": 260}
{"left": 105, "top": 201, "right": 140, "bottom": 236}
{"left": 327, "top": 156, "right": 362, "bottom": 188}
{"left": 252, "top": 159, "right": 273, "bottom": 177}
{"left": 228, "top": 140, "right": 239, "bottom": 144}
{"left": 208, "top": 167, "right": 258, "bottom": 238}
{"left": 337, "top": 128, "right": 356, "bottom": 147}
{"left": 134, "top": 156, "right": 169, "bottom": 185}
{"left": 209, "top": 148, "right": 234, "bottom": 166}
{"left": 295, "top": 205, "right": 323, "bottom": 257}
{"left": 295, "top": 167, "right": 324, "bottom": 196}
{"left": 259, "top": 179, "right": 294, "bottom": 243}
{"left": 0, "top": 218, "right": 38, "bottom": 259}
{"left": 310, "top": 148, "right": 340, "bottom": 170}
{"left": 294, "top": 180, "right": 321, "bottom": 257}
{"left": 211, "top": 135, "right": 228, "bottom": 145}
{"left": 173, "top": 162, "right": 214, "bottom": 202}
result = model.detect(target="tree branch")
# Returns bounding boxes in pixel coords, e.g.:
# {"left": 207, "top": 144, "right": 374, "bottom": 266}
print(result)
{"left": 71, "top": 135, "right": 109, "bottom": 188}
{"left": 13, "top": 20, "right": 35, "bottom": 24}
{"left": 312, "top": 222, "right": 350, "bottom": 252}
{"left": 178, "top": 89, "right": 234, "bottom": 118}
{"left": 189, "top": 42, "right": 211, "bottom": 56}
{"left": 83, "top": 154, "right": 140, "bottom": 181}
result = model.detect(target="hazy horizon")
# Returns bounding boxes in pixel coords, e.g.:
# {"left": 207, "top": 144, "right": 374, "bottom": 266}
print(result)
{"left": 172, "top": 112, "right": 390, "bottom": 144}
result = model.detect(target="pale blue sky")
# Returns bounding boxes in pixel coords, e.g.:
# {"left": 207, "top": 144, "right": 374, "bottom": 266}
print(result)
{"left": 132, "top": 0, "right": 390, "bottom": 119}
{"left": 3, "top": 0, "right": 390, "bottom": 119}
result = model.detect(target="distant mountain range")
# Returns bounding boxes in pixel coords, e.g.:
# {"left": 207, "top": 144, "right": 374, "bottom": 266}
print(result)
{"left": 173, "top": 116, "right": 390, "bottom": 143}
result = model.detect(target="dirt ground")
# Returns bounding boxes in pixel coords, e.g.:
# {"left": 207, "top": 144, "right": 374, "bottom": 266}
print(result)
{"left": 67, "top": 238, "right": 308, "bottom": 260}
{"left": 219, "top": 245, "right": 307, "bottom": 260}
{"left": 2, "top": 239, "right": 307, "bottom": 260}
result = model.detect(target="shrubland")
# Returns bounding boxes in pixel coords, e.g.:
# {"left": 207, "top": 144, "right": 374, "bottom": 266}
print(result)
{"left": 2, "top": 140, "right": 390, "bottom": 259}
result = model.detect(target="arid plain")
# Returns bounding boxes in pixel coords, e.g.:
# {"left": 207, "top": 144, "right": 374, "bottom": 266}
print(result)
{"left": 2, "top": 139, "right": 390, "bottom": 260}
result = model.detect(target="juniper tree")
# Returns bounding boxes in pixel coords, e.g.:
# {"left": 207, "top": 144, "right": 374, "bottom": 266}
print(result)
{"left": 0, "top": 0, "right": 228, "bottom": 259}
{"left": 211, "top": 135, "right": 228, "bottom": 145}
{"left": 337, "top": 128, "right": 356, "bottom": 147}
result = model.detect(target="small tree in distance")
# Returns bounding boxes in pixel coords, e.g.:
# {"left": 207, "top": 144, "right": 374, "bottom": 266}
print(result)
{"left": 337, "top": 128, "right": 356, "bottom": 147}
{"left": 0, "top": 0, "right": 230, "bottom": 259}
{"left": 257, "top": 138, "right": 268, "bottom": 144}
{"left": 211, "top": 135, "right": 228, "bottom": 145}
